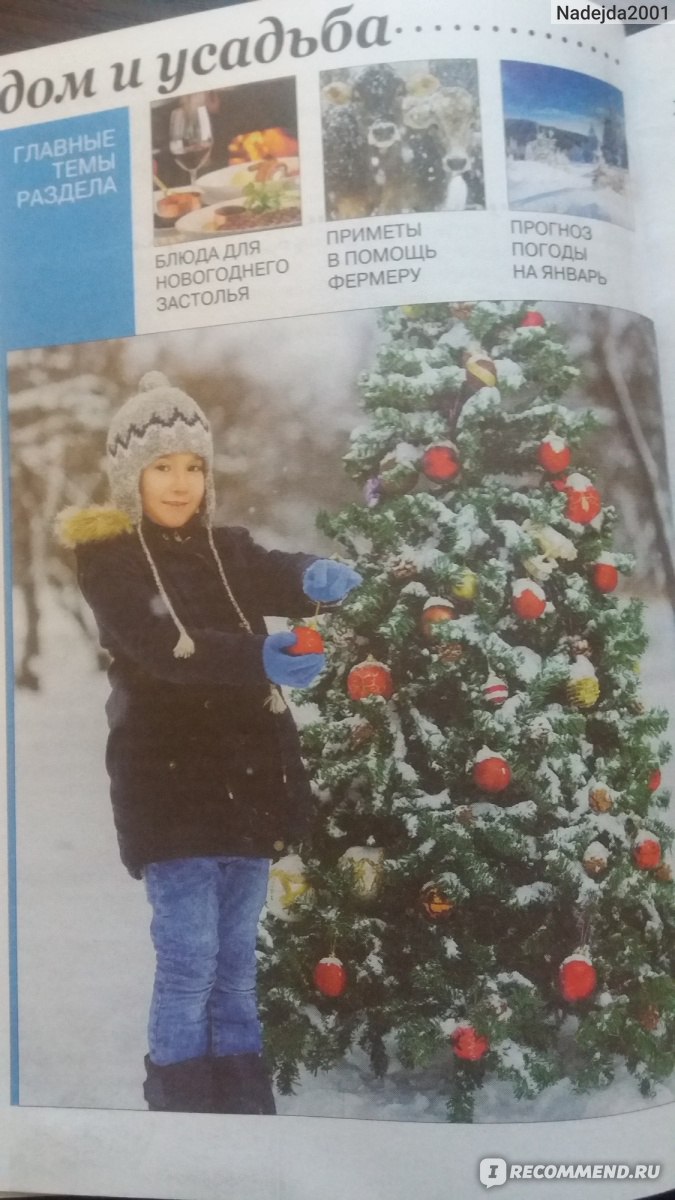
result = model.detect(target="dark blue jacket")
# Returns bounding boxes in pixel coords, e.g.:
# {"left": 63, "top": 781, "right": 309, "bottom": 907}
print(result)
{"left": 73, "top": 511, "right": 317, "bottom": 878}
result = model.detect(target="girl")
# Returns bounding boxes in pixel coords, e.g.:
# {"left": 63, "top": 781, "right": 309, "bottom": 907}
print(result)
{"left": 57, "top": 371, "right": 360, "bottom": 1114}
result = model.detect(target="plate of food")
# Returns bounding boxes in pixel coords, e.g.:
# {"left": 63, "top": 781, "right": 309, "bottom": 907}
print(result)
{"left": 197, "top": 157, "right": 299, "bottom": 204}
{"left": 153, "top": 186, "right": 204, "bottom": 226}
{"left": 175, "top": 181, "right": 301, "bottom": 237}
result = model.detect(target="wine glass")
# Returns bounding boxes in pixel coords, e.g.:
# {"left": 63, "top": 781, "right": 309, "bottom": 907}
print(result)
{"left": 169, "top": 102, "right": 214, "bottom": 187}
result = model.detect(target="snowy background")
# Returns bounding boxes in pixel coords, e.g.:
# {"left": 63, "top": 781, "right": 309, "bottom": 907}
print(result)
{"left": 502, "top": 61, "right": 633, "bottom": 229}
{"left": 9, "top": 303, "right": 675, "bottom": 1119}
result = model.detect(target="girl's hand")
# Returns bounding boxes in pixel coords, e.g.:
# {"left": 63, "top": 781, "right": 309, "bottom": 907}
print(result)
{"left": 262, "top": 631, "right": 325, "bottom": 688}
{"left": 302, "top": 560, "right": 362, "bottom": 603}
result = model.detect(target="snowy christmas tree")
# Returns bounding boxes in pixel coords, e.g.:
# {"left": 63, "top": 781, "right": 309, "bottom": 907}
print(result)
{"left": 259, "top": 301, "right": 675, "bottom": 1121}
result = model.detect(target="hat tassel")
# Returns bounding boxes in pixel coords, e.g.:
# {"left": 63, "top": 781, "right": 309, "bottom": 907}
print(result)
{"left": 173, "top": 626, "right": 196, "bottom": 659}
{"left": 265, "top": 684, "right": 288, "bottom": 714}
{"left": 138, "top": 524, "right": 197, "bottom": 659}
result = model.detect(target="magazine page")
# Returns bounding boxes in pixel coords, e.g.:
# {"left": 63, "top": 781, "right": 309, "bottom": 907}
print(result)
{"left": 624, "top": 21, "right": 675, "bottom": 463}
{"left": 0, "top": 2, "right": 673, "bottom": 1198}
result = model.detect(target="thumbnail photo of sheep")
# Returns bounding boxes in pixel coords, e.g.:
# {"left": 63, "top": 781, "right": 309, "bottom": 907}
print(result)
{"left": 320, "top": 60, "right": 484, "bottom": 221}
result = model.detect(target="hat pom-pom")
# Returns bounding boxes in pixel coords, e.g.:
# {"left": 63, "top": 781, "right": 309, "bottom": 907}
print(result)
{"left": 139, "top": 371, "right": 171, "bottom": 392}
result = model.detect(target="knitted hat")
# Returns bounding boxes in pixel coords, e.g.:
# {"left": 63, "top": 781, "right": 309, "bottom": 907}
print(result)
{"left": 106, "top": 371, "right": 215, "bottom": 524}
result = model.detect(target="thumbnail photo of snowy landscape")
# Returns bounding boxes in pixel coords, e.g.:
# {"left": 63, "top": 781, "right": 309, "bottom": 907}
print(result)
{"left": 7, "top": 302, "right": 674, "bottom": 1121}
{"left": 501, "top": 61, "right": 632, "bottom": 230}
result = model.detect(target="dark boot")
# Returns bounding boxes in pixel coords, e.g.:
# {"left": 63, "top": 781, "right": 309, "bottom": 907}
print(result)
{"left": 212, "top": 1053, "right": 276, "bottom": 1115}
{"left": 143, "top": 1054, "right": 214, "bottom": 1112}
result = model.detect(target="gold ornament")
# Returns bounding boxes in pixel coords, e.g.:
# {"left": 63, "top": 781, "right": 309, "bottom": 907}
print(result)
{"left": 589, "top": 786, "right": 614, "bottom": 814}
{"left": 568, "top": 676, "right": 600, "bottom": 708}
{"left": 338, "top": 846, "right": 384, "bottom": 900}
{"left": 654, "top": 862, "right": 673, "bottom": 883}
{"left": 464, "top": 352, "right": 497, "bottom": 391}
{"left": 451, "top": 569, "right": 478, "bottom": 601}
{"left": 567, "top": 656, "right": 600, "bottom": 709}
{"left": 267, "top": 854, "right": 312, "bottom": 922}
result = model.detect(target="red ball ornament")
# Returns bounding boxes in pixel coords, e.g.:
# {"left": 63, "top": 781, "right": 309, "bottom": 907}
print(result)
{"left": 520, "top": 310, "right": 546, "bottom": 328}
{"left": 452, "top": 1026, "right": 490, "bottom": 1061}
{"left": 512, "top": 579, "right": 547, "bottom": 621}
{"left": 633, "top": 834, "right": 662, "bottom": 871}
{"left": 591, "top": 561, "right": 619, "bottom": 594}
{"left": 559, "top": 954, "right": 597, "bottom": 1002}
{"left": 347, "top": 656, "right": 393, "bottom": 701}
{"left": 537, "top": 433, "right": 571, "bottom": 474}
{"left": 421, "top": 441, "right": 461, "bottom": 483}
{"left": 289, "top": 626, "right": 325, "bottom": 655}
{"left": 648, "top": 768, "right": 662, "bottom": 792}
{"left": 473, "top": 748, "right": 511, "bottom": 793}
{"left": 421, "top": 596, "right": 456, "bottom": 639}
{"left": 313, "top": 955, "right": 347, "bottom": 997}
{"left": 563, "top": 475, "right": 602, "bottom": 525}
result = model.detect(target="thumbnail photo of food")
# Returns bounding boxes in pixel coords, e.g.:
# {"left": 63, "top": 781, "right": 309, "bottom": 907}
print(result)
{"left": 321, "top": 59, "right": 484, "bottom": 221}
{"left": 151, "top": 77, "right": 301, "bottom": 243}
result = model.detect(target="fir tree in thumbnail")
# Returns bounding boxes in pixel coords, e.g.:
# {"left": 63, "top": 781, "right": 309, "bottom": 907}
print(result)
{"left": 259, "top": 301, "right": 675, "bottom": 1121}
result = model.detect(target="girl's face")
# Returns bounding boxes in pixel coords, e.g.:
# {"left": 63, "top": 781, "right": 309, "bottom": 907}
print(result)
{"left": 140, "top": 452, "right": 205, "bottom": 528}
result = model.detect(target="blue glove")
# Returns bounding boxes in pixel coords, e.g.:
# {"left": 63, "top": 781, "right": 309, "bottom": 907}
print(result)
{"left": 262, "top": 631, "right": 325, "bottom": 688}
{"left": 303, "top": 560, "right": 362, "bottom": 603}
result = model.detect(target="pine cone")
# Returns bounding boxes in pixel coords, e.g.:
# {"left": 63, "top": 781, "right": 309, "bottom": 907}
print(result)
{"left": 438, "top": 642, "right": 464, "bottom": 664}
{"left": 637, "top": 1004, "right": 660, "bottom": 1031}
{"left": 351, "top": 721, "right": 376, "bottom": 748}
{"left": 589, "top": 786, "right": 613, "bottom": 813}
{"left": 528, "top": 716, "right": 553, "bottom": 744}
{"left": 391, "top": 559, "right": 417, "bottom": 581}
{"left": 574, "top": 639, "right": 591, "bottom": 657}
{"left": 583, "top": 855, "right": 607, "bottom": 878}
{"left": 455, "top": 806, "right": 476, "bottom": 827}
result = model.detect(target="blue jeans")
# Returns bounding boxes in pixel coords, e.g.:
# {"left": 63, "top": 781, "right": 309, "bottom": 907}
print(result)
{"left": 143, "top": 855, "right": 270, "bottom": 1066}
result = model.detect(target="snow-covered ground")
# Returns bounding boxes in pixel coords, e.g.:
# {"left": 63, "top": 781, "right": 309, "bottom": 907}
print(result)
{"left": 507, "top": 158, "right": 633, "bottom": 229}
{"left": 13, "top": 592, "right": 675, "bottom": 1120}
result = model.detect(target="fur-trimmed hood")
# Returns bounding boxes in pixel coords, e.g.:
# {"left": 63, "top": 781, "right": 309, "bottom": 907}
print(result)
{"left": 55, "top": 505, "right": 134, "bottom": 549}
